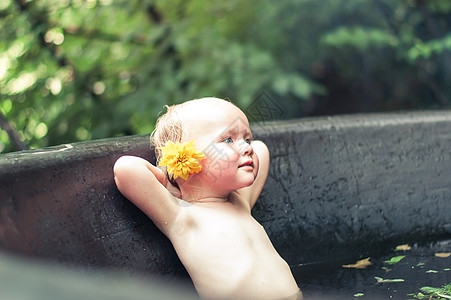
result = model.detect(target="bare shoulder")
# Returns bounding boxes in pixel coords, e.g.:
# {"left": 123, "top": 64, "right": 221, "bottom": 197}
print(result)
{"left": 113, "top": 155, "right": 181, "bottom": 234}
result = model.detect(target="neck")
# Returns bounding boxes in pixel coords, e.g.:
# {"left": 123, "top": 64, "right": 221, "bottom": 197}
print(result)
{"left": 177, "top": 178, "right": 231, "bottom": 204}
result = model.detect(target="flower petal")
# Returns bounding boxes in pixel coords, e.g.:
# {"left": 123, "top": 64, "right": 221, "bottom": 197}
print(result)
{"left": 158, "top": 139, "right": 205, "bottom": 180}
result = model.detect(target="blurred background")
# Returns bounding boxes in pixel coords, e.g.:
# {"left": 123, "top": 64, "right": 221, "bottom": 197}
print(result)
{"left": 1, "top": 0, "right": 450, "bottom": 153}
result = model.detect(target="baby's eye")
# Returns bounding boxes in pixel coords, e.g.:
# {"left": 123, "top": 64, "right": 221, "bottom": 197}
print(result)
{"left": 245, "top": 138, "right": 252, "bottom": 145}
{"left": 223, "top": 137, "right": 233, "bottom": 144}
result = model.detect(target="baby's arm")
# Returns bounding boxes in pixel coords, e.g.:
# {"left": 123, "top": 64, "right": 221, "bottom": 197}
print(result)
{"left": 113, "top": 155, "right": 181, "bottom": 234}
{"left": 235, "top": 140, "right": 270, "bottom": 209}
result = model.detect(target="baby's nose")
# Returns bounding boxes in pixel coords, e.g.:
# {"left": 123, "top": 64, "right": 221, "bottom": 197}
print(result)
{"left": 239, "top": 140, "right": 253, "bottom": 156}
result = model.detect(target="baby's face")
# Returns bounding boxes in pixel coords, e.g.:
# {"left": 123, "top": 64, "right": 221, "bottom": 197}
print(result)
{"left": 185, "top": 102, "right": 258, "bottom": 191}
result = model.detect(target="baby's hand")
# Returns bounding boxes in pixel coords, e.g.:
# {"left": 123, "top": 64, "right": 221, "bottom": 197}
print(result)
{"left": 165, "top": 179, "right": 182, "bottom": 199}
{"left": 155, "top": 167, "right": 182, "bottom": 198}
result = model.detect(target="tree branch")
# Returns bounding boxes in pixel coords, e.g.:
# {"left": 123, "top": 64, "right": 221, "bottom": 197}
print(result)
{"left": 0, "top": 111, "right": 28, "bottom": 151}
{"left": 147, "top": 4, "right": 163, "bottom": 24}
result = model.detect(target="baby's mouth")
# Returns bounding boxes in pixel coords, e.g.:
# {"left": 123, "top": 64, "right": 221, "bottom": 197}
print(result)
{"left": 239, "top": 161, "right": 253, "bottom": 168}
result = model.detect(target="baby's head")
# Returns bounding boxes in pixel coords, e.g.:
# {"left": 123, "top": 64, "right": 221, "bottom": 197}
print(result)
{"left": 152, "top": 97, "right": 256, "bottom": 193}
{"left": 152, "top": 97, "right": 245, "bottom": 163}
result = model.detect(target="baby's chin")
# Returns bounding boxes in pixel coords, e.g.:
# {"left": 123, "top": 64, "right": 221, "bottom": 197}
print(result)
{"left": 241, "top": 177, "right": 256, "bottom": 189}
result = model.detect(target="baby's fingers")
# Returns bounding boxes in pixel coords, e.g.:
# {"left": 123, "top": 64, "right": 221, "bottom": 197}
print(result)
{"left": 166, "top": 181, "right": 182, "bottom": 198}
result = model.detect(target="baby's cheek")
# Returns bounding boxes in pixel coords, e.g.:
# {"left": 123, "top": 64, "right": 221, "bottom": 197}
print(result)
{"left": 202, "top": 157, "right": 233, "bottom": 178}
{"left": 226, "top": 147, "right": 241, "bottom": 161}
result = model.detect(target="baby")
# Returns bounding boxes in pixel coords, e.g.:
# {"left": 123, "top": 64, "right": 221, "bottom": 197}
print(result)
{"left": 113, "top": 98, "right": 302, "bottom": 300}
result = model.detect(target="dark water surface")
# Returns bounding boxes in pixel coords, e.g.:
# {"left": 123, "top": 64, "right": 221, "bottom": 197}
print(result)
{"left": 292, "top": 239, "right": 451, "bottom": 300}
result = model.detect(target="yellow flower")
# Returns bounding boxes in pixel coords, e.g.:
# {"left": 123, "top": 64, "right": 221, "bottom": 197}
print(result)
{"left": 158, "top": 140, "right": 205, "bottom": 180}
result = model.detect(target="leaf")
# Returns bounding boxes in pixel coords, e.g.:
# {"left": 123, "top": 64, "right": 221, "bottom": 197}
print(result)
{"left": 412, "top": 292, "right": 428, "bottom": 299}
{"left": 375, "top": 276, "right": 405, "bottom": 284}
{"left": 321, "top": 26, "right": 397, "bottom": 50}
{"left": 417, "top": 283, "right": 451, "bottom": 299}
{"left": 353, "top": 293, "right": 364, "bottom": 297}
{"left": 382, "top": 266, "right": 392, "bottom": 272}
{"left": 435, "top": 253, "right": 451, "bottom": 258}
{"left": 420, "top": 286, "right": 442, "bottom": 293}
{"left": 426, "top": 270, "right": 438, "bottom": 273}
{"left": 342, "top": 257, "right": 373, "bottom": 269}
{"left": 395, "top": 244, "right": 411, "bottom": 251}
{"left": 384, "top": 255, "right": 405, "bottom": 265}
{"left": 416, "top": 262, "right": 426, "bottom": 267}
{"left": 287, "top": 73, "right": 313, "bottom": 99}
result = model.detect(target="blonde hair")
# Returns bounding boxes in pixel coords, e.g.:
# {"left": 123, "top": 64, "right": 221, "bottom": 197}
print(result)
{"left": 151, "top": 104, "right": 186, "bottom": 164}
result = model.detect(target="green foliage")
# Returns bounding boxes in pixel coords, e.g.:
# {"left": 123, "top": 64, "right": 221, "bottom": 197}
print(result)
{"left": 410, "top": 283, "right": 451, "bottom": 299}
{"left": 384, "top": 255, "right": 406, "bottom": 265}
{"left": 408, "top": 34, "right": 451, "bottom": 61}
{"left": 1, "top": 0, "right": 450, "bottom": 152}
{"left": 322, "top": 26, "right": 398, "bottom": 50}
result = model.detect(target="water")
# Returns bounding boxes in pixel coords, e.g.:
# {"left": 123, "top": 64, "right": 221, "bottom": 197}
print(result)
{"left": 292, "top": 239, "right": 451, "bottom": 299}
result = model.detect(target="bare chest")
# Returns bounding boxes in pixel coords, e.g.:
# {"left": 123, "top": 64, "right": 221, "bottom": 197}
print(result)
{"left": 168, "top": 206, "right": 297, "bottom": 298}
{"left": 170, "top": 206, "right": 276, "bottom": 262}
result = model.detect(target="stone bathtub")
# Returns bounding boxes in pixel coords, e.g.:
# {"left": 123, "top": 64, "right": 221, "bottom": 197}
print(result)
{"left": 1, "top": 111, "right": 450, "bottom": 299}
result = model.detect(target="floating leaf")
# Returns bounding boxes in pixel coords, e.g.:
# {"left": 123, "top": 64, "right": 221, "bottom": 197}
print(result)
{"left": 353, "top": 293, "right": 364, "bottom": 297}
{"left": 395, "top": 244, "right": 411, "bottom": 251}
{"left": 384, "top": 255, "right": 405, "bottom": 265}
{"left": 342, "top": 257, "right": 373, "bottom": 269}
{"left": 414, "top": 292, "right": 426, "bottom": 298}
{"left": 416, "top": 262, "right": 426, "bottom": 267}
{"left": 375, "top": 276, "right": 405, "bottom": 284}
{"left": 420, "top": 286, "right": 442, "bottom": 293}
{"left": 435, "top": 253, "right": 451, "bottom": 258}
{"left": 426, "top": 270, "right": 438, "bottom": 273}
{"left": 418, "top": 285, "right": 451, "bottom": 299}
